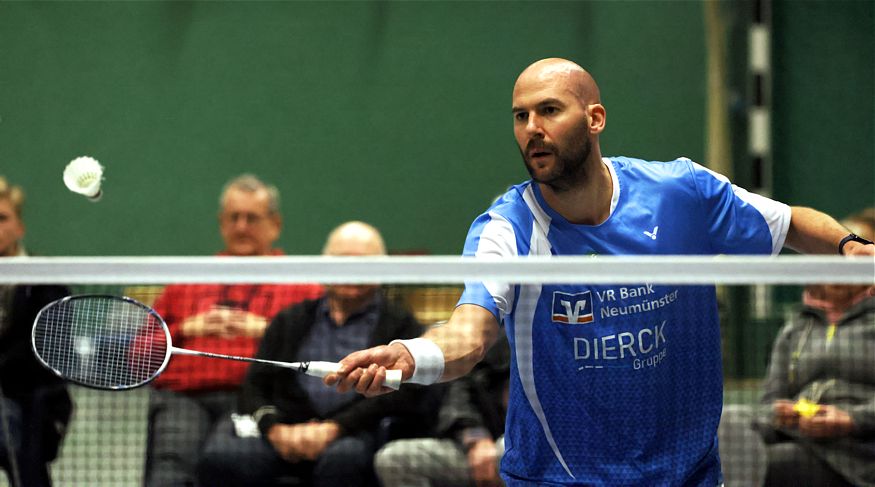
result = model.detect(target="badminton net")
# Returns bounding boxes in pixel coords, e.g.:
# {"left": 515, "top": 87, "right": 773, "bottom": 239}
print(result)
{"left": 0, "top": 255, "right": 871, "bottom": 486}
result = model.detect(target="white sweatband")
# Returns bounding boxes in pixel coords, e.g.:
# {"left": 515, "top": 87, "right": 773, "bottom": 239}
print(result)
{"left": 390, "top": 338, "right": 445, "bottom": 385}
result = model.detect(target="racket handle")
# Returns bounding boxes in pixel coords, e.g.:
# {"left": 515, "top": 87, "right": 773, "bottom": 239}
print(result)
{"left": 303, "top": 362, "right": 402, "bottom": 391}
{"left": 384, "top": 369, "right": 402, "bottom": 390}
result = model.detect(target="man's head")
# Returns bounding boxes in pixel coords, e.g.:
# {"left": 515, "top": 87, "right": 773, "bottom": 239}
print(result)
{"left": 218, "top": 174, "right": 281, "bottom": 256}
{"left": 0, "top": 176, "right": 25, "bottom": 257}
{"left": 512, "top": 58, "right": 606, "bottom": 192}
{"left": 322, "top": 221, "right": 387, "bottom": 308}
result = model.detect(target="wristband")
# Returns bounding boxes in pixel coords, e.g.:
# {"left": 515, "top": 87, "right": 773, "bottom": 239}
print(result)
{"left": 838, "top": 233, "right": 874, "bottom": 255}
{"left": 389, "top": 338, "right": 445, "bottom": 385}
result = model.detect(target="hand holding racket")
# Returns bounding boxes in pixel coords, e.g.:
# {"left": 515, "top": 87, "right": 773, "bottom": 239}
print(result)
{"left": 326, "top": 343, "right": 416, "bottom": 397}
{"left": 31, "top": 295, "right": 403, "bottom": 391}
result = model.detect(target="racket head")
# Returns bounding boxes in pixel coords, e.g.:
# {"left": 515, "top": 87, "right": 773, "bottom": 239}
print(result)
{"left": 31, "top": 294, "right": 172, "bottom": 390}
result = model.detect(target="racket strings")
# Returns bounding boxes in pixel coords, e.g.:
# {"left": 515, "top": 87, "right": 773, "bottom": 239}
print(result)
{"left": 33, "top": 297, "right": 169, "bottom": 389}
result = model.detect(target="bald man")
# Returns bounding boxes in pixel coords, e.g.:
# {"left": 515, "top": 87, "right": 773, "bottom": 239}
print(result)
{"left": 197, "top": 221, "right": 426, "bottom": 487}
{"left": 327, "top": 58, "right": 875, "bottom": 486}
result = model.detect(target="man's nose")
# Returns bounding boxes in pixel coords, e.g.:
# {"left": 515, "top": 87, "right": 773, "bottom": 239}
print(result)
{"left": 525, "top": 114, "right": 544, "bottom": 136}
{"left": 232, "top": 215, "right": 252, "bottom": 230}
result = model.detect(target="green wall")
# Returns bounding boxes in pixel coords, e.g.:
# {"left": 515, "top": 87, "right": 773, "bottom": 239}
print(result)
{"left": 1, "top": 1, "right": 705, "bottom": 256}
{"left": 2, "top": 1, "right": 871, "bottom": 257}
{"left": 772, "top": 0, "right": 874, "bottom": 217}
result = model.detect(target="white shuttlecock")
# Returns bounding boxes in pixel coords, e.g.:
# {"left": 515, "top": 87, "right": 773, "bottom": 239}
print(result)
{"left": 63, "top": 156, "right": 104, "bottom": 202}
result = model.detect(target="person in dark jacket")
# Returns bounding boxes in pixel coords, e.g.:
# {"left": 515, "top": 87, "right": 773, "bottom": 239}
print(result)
{"left": 0, "top": 176, "right": 71, "bottom": 487}
{"left": 754, "top": 208, "right": 875, "bottom": 487}
{"left": 374, "top": 333, "right": 509, "bottom": 487}
{"left": 196, "top": 221, "right": 425, "bottom": 487}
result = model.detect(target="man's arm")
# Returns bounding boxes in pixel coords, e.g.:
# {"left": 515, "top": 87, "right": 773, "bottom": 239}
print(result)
{"left": 419, "top": 304, "right": 502, "bottom": 381}
{"left": 785, "top": 206, "right": 875, "bottom": 255}
{"left": 326, "top": 304, "right": 501, "bottom": 396}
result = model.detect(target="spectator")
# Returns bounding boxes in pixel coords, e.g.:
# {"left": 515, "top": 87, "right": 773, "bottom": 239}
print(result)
{"left": 755, "top": 208, "right": 875, "bottom": 487}
{"left": 196, "top": 221, "right": 425, "bottom": 487}
{"left": 144, "top": 174, "right": 322, "bottom": 487}
{"left": 0, "top": 176, "right": 71, "bottom": 487}
{"left": 375, "top": 333, "right": 509, "bottom": 487}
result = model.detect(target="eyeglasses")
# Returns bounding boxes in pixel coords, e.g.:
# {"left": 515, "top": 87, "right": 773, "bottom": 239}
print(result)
{"left": 220, "top": 212, "right": 271, "bottom": 225}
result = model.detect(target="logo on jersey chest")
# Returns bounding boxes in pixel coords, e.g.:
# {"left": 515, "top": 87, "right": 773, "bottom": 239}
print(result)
{"left": 551, "top": 291, "right": 594, "bottom": 324}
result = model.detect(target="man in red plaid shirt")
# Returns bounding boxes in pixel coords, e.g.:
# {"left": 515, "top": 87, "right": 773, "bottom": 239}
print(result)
{"left": 144, "top": 174, "right": 322, "bottom": 487}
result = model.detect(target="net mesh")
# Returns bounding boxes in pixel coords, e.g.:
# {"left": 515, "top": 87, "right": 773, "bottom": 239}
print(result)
{"left": 0, "top": 256, "right": 872, "bottom": 487}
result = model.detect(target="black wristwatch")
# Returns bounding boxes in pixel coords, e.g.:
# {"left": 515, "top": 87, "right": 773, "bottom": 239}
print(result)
{"left": 838, "top": 233, "right": 875, "bottom": 255}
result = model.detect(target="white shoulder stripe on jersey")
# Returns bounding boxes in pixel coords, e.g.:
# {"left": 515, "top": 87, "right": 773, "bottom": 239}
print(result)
{"left": 475, "top": 211, "right": 519, "bottom": 320}
{"left": 729, "top": 185, "right": 791, "bottom": 254}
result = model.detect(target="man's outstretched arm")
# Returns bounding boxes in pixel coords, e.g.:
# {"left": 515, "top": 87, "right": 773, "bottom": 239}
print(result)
{"left": 785, "top": 206, "right": 875, "bottom": 255}
{"left": 325, "top": 304, "right": 501, "bottom": 397}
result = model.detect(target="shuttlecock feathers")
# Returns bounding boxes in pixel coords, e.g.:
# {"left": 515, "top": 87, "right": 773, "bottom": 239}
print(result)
{"left": 64, "top": 156, "right": 104, "bottom": 201}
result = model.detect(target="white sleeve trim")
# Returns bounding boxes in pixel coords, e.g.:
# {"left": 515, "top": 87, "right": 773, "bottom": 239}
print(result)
{"left": 730, "top": 185, "right": 791, "bottom": 254}
{"left": 473, "top": 212, "right": 519, "bottom": 318}
{"left": 698, "top": 162, "right": 791, "bottom": 255}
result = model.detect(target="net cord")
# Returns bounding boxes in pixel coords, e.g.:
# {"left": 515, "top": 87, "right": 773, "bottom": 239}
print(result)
{"left": 0, "top": 255, "right": 872, "bottom": 285}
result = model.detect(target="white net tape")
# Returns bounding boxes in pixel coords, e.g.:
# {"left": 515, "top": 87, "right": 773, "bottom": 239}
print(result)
{"left": 1, "top": 255, "right": 872, "bottom": 285}
{"left": 4, "top": 255, "right": 872, "bottom": 487}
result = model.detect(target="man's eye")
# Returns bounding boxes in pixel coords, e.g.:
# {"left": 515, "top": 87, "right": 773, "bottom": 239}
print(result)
{"left": 543, "top": 106, "right": 558, "bottom": 114}
{"left": 514, "top": 112, "right": 527, "bottom": 122}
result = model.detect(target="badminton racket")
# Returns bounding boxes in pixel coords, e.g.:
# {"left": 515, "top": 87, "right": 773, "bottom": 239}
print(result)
{"left": 30, "top": 294, "right": 403, "bottom": 391}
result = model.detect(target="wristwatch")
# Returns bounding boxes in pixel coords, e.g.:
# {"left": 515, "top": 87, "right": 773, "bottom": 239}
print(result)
{"left": 838, "top": 233, "right": 875, "bottom": 255}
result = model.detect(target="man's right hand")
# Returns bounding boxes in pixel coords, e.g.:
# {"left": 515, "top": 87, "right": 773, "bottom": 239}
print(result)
{"left": 772, "top": 399, "right": 800, "bottom": 429}
{"left": 323, "top": 343, "right": 415, "bottom": 397}
{"left": 266, "top": 424, "right": 303, "bottom": 463}
{"left": 467, "top": 438, "right": 502, "bottom": 487}
{"left": 180, "top": 306, "right": 265, "bottom": 338}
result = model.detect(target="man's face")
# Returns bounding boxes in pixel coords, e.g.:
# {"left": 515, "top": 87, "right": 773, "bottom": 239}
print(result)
{"left": 512, "top": 76, "right": 593, "bottom": 191}
{"left": 0, "top": 198, "right": 24, "bottom": 257}
{"left": 327, "top": 283, "right": 379, "bottom": 307}
{"left": 324, "top": 232, "right": 382, "bottom": 307}
{"left": 218, "top": 188, "right": 280, "bottom": 256}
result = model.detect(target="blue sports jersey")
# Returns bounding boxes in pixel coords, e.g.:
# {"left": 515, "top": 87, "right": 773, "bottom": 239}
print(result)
{"left": 458, "top": 157, "right": 790, "bottom": 486}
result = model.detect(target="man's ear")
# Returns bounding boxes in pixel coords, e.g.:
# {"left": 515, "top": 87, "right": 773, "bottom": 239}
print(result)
{"left": 588, "top": 104, "right": 606, "bottom": 134}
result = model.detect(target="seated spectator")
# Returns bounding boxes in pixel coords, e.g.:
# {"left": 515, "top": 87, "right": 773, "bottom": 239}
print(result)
{"left": 0, "top": 176, "right": 71, "bottom": 487}
{"left": 375, "top": 332, "right": 510, "bottom": 487}
{"left": 754, "top": 208, "right": 875, "bottom": 486}
{"left": 144, "top": 174, "right": 322, "bottom": 487}
{"left": 196, "top": 221, "right": 426, "bottom": 487}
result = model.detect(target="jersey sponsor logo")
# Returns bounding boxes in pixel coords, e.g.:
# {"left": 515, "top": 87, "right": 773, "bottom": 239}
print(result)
{"left": 598, "top": 288, "right": 679, "bottom": 319}
{"left": 574, "top": 321, "right": 668, "bottom": 370}
{"left": 643, "top": 225, "right": 659, "bottom": 240}
{"left": 552, "top": 291, "right": 594, "bottom": 324}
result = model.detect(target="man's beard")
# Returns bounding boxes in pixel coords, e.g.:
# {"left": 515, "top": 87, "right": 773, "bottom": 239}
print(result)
{"left": 521, "top": 137, "right": 592, "bottom": 193}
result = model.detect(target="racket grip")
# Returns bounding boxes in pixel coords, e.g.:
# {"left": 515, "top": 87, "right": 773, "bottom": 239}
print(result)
{"left": 304, "top": 362, "right": 403, "bottom": 390}
{"left": 384, "top": 369, "right": 402, "bottom": 390}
